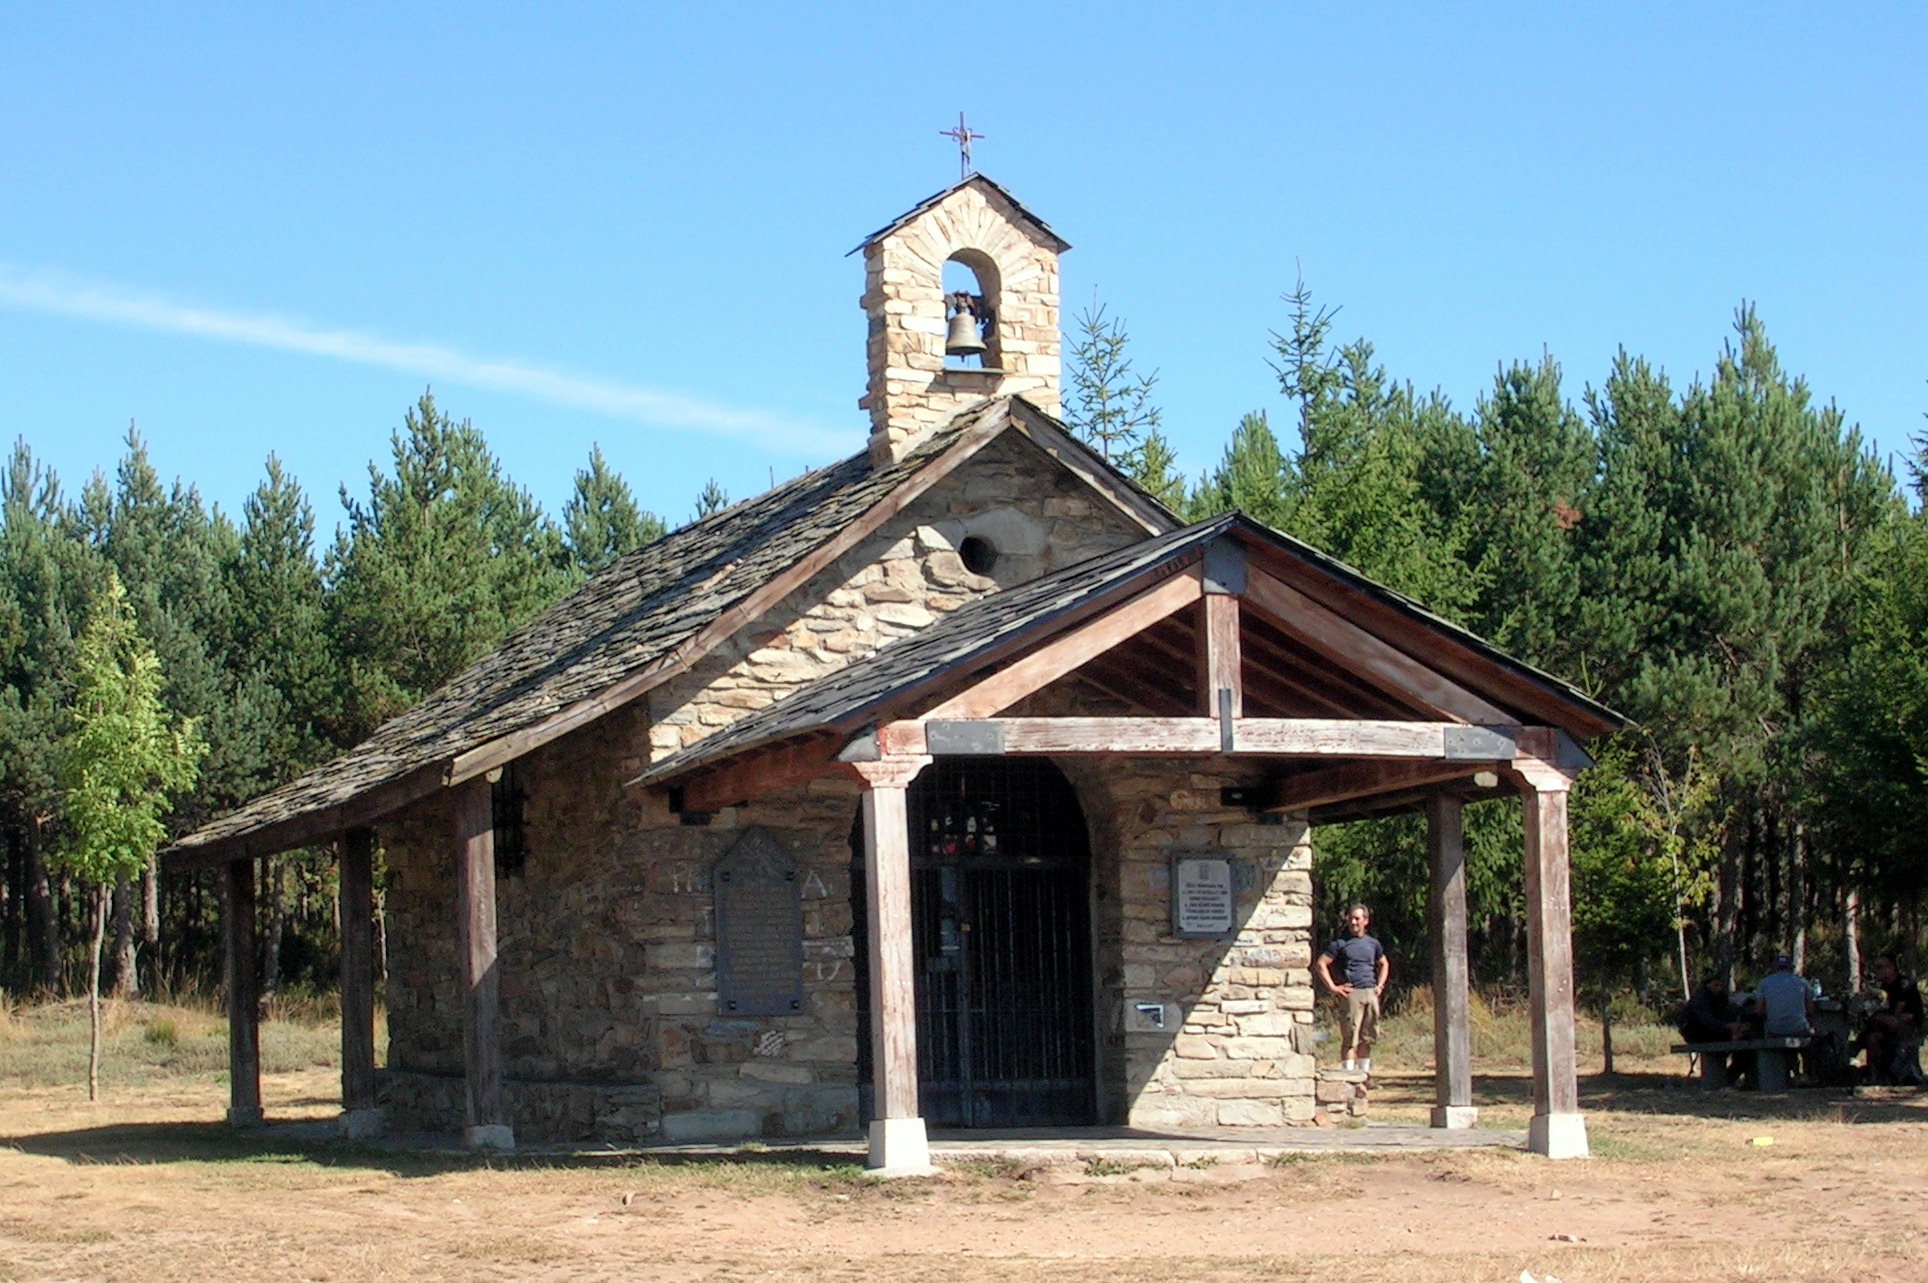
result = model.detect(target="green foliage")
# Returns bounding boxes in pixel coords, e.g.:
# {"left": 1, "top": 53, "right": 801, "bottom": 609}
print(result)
{"left": 1126, "top": 429, "right": 1190, "bottom": 515}
{"left": 564, "top": 445, "right": 665, "bottom": 576}
{"left": 691, "top": 478, "right": 730, "bottom": 522}
{"left": 1064, "top": 302, "right": 1162, "bottom": 465}
{"left": 1808, "top": 433, "right": 1928, "bottom": 907}
{"left": 53, "top": 573, "right": 205, "bottom": 888}
{"left": 1197, "top": 412, "right": 1293, "bottom": 529}
{"left": 1568, "top": 744, "right": 1688, "bottom": 986}
{"left": 326, "top": 392, "right": 572, "bottom": 739}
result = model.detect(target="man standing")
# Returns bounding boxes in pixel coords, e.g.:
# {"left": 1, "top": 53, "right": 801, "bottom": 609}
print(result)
{"left": 1315, "top": 904, "right": 1389, "bottom": 1074}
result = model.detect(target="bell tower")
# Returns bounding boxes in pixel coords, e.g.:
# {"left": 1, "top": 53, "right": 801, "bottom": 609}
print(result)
{"left": 855, "top": 175, "right": 1069, "bottom": 467}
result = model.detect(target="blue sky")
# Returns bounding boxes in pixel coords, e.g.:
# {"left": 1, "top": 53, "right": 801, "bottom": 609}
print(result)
{"left": 3, "top": 3, "right": 1923, "bottom": 531}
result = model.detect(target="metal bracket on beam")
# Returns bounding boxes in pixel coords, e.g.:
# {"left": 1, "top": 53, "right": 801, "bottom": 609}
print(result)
{"left": 1554, "top": 729, "right": 1594, "bottom": 772}
{"left": 1217, "top": 688, "right": 1236, "bottom": 753}
{"left": 1201, "top": 538, "right": 1248, "bottom": 595}
{"left": 1444, "top": 725, "right": 1519, "bottom": 761}
{"left": 836, "top": 727, "right": 880, "bottom": 763}
{"left": 924, "top": 720, "right": 1006, "bottom": 756}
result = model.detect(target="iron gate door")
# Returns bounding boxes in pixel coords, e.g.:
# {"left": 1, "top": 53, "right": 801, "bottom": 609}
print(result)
{"left": 856, "top": 758, "right": 1097, "bottom": 1128}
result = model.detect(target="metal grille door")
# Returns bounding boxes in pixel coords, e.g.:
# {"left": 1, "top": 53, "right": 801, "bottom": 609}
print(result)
{"left": 856, "top": 759, "right": 1097, "bottom": 1128}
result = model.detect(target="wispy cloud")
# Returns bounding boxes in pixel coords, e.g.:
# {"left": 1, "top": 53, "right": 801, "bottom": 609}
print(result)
{"left": 0, "top": 266, "right": 854, "bottom": 456}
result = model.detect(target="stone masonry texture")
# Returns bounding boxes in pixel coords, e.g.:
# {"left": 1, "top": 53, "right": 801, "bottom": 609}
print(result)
{"left": 861, "top": 182, "right": 1062, "bottom": 465}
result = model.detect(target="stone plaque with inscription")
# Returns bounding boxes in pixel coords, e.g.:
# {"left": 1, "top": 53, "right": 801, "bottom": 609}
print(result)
{"left": 1171, "top": 853, "right": 1236, "bottom": 939}
{"left": 714, "top": 828, "right": 804, "bottom": 1016}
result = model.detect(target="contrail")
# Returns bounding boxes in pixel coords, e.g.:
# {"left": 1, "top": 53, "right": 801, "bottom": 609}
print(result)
{"left": 0, "top": 265, "right": 855, "bottom": 456}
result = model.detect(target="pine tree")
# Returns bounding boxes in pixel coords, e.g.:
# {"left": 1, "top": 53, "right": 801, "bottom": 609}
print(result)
{"left": 691, "top": 479, "right": 730, "bottom": 522}
{"left": 52, "top": 573, "right": 204, "bottom": 1098}
{"left": 227, "top": 456, "right": 333, "bottom": 766}
{"left": 563, "top": 446, "right": 665, "bottom": 576}
{"left": 1466, "top": 357, "right": 1593, "bottom": 670}
{"left": 326, "top": 392, "right": 572, "bottom": 739}
{"left": 1063, "top": 302, "right": 1162, "bottom": 465}
{"left": 1198, "top": 412, "right": 1294, "bottom": 529}
{"left": 1127, "top": 430, "right": 1191, "bottom": 515}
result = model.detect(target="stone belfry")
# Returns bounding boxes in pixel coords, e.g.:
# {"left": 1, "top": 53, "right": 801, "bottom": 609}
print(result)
{"left": 855, "top": 174, "right": 1069, "bottom": 466}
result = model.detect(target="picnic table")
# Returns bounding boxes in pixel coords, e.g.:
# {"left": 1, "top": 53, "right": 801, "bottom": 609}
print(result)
{"left": 1670, "top": 1035, "right": 1810, "bottom": 1091}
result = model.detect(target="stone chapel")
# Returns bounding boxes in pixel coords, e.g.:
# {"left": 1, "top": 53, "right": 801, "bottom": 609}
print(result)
{"left": 169, "top": 175, "right": 1620, "bottom": 1171}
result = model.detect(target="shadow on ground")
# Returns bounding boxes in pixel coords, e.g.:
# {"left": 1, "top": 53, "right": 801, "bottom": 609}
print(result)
{"left": 1374, "top": 1067, "right": 1928, "bottom": 1126}
{"left": 0, "top": 1119, "right": 869, "bottom": 1179}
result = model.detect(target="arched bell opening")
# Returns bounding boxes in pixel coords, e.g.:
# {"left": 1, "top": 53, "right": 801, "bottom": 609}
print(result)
{"left": 940, "top": 250, "right": 1002, "bottom": 370}
{"left": 852, "top": 757, "right": 1097, "bottom": 1128}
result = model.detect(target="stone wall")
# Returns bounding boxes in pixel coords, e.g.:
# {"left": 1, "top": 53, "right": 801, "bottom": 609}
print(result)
{"left": 378, "top": 430, "right": 1151, "bottom": 1141}
{"left": 646, "top": 430, "right": 1146, "bottom": 763}
{"left": 860, "top": 180, "right": 1062, "bottom": 463}
{"left": 1066, "top": 759, "right": 1319, "bottom": 1129}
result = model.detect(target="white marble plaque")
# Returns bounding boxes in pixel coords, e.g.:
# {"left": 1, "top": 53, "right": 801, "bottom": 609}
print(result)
{"left": 1171, "top": 854, "right": 1236, "bottom": 938}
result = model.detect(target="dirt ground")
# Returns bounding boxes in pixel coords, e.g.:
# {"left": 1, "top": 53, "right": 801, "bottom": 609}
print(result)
{"left": 4, "top": 1061, "right": 1928, "bottom": 1283}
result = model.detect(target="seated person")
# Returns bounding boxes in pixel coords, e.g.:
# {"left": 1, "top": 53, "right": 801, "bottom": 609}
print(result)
{"left": 1863, "top": 955, "right": 1926, "bottom": 1086}
{"left": 1752, "top": 955, "right": 1815, "bottom": 1080}
{"left": 1679, "top": 974, "right": 1742, "bottom": 1080}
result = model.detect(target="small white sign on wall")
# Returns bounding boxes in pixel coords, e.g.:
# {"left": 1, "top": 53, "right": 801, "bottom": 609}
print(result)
{"left": 1171, "top": 853, "right": 1236, "bottom": 939}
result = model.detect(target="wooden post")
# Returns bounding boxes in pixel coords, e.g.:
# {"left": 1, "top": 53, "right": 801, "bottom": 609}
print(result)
{"left": 223, "top": 859, "right": 262, "bottom": 1127}
{"left": 854, "top": 754, "right": 933, "bottom": 1175}
{"left": 455, "top": 779, "right": 512, "bottom": 1151}
{"left": 1196, "top": 593, "right": 1243, "bottom": 724}
{"left": 1518, "top": 761, "right": 1587, "bottom": 1158}
{"left": 1426, "top": 794, "right": 1476, "bottom": 1129}
{"left": 338, "top": 826, "right": 384, "bottom": 1139}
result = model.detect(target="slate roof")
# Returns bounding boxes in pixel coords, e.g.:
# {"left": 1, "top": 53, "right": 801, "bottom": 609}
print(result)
{"left": 850, "top": 174, "right": 1072, "bottom": 255}
{"left": 169, "top": 400, "right": 1017, "bottom": 860}
{"left": 637, "top": 514, "right": 1625, "bottom": 789}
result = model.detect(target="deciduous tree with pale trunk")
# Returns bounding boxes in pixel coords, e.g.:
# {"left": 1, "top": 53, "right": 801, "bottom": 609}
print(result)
{"left": 52, "top": 573, "right": 204, "bottom": 1100}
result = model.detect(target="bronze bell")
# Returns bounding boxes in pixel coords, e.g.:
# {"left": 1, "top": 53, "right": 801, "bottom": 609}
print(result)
{"left": 944, "top": 293, "right": 987, "bottom": 357}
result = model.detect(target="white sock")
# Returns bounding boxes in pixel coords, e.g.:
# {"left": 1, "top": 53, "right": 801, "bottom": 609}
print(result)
{"left": 1342, "top": 1059, "right": 1356, "bottom": 1071}
{"left": 1360, "top": 1058, "right": 1372, "bottom": 1073}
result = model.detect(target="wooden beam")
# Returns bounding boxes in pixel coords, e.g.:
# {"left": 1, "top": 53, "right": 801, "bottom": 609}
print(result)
{"left": 338, "top": 827, "right": 379, "bottom": 1125}
{"left": 454, "top": 779, "right": 511, "bottom": 1150}
{"left": 1243, "top": 570, "right": 1511, "bottom": 724}
{"left": 921, "top": 571, "right": 1202, "bottom": 721}
{"left": 223, "top": 860, "right": 262, "bottom": 1127}
{"left": 1196, "top": 594, "right": 1243, "bottom": 725}
{"left": 853, "top": 756, "right": 934, "bottom": 1174}
{"left": 1264, "top": 760, "right": 1497, "bottom": 812}
{"left": 165, "top": 761, "right": 449, "bottom": 872}
{"left": 1252, "top": 551, "right": 1621, "bottom": 738}
{"left": 675, "top": 734, "right": 850, "bottom": 813}
{"left": 446, "top": 407, "right": 1021, "bottom": 789}
{"left": 884, "top": 716, "right": 1521, "bottom": 759}
{"left": 1519, "top": 764, "right": 1587, "bottom": 1159}
{"left": 1428, "top": 795, "right": 1476, "bottom": 1129}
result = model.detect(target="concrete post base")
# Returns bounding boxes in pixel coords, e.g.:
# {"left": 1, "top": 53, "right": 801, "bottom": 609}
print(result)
{"left": 1430, "top": 1104, "right": 1479, "bottom": 1130}
{"left": 465, "top": 1124, "right": 516, "bottom": 1152}
{"left": 226, "top": 1106, "right": 264, "bottom": 1128}
{"left": 866, "top": 1117, "right": 933, "bottom": 1176}
{"left": 338, "top": 1108, "right": 388, "bottom": 1141}
{"left": 1528, "top": 1112, "right": 1589, "bottom": 1159}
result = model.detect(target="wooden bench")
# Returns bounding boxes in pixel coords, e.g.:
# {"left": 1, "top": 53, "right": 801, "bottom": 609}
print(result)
{"left": 1671, "top": 1036, "right": 1811, "bottom": 1091}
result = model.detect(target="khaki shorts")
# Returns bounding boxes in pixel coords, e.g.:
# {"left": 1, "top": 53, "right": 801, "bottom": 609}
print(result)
{"left": 1342, "top": 987, "right": 1381, "bottom": 1049}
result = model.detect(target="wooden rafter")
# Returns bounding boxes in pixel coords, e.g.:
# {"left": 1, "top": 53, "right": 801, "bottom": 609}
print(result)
{"left": 1243, "top": 570, "right": 1510, "bottom": 724}
{"left": 1262, "top": 760, "right": 1503, "bottom": 812}
{"left": 921, "top": 569, "right": 1203, "bottom": 720}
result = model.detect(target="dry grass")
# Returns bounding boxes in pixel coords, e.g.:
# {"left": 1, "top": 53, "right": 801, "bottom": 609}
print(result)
{"left": 0, "top": 995, "right": 377, "bottom": 1092}
{"left": 3, "top": 995, "right": 1926, "bottom": 1281}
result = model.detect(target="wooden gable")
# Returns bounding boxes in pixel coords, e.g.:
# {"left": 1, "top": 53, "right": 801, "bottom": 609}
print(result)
{"left": 640, "top": 516, "right": 1619, "bottom": 818}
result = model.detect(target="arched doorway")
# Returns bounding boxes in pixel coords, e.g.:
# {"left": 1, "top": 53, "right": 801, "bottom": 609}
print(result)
{"left": 855, "top": 758, "right": 1097, "bottom": 1128}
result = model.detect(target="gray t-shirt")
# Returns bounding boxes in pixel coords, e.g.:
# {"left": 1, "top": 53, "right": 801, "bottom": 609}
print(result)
{"left": 1756, "top": 970, "right": 1810, "bottom": 1036}
{"left": 1323, "top": 934, "right": 1385, "bottom": 989}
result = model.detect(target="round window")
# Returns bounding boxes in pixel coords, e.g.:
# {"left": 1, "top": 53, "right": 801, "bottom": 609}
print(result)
{"left": 958, "top": 535, "right": 998, "bottom": 575}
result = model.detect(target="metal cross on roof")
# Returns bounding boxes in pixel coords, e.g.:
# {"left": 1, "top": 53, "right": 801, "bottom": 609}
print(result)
{"left": 939, "top": 112, "right": 984, "bottom": 181}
